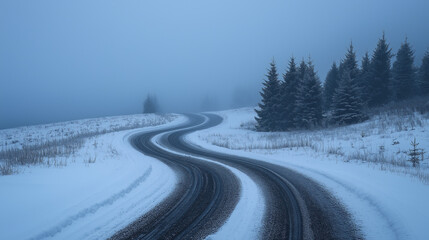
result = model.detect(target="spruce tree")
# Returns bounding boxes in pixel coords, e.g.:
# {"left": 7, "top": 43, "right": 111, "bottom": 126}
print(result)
{"left": 295, "top": 60, "right": 323, "bottom": 129}
{"left": 279, "top": 57, "right": 299, "bottom": 130}
{"left": 143, "top": 94, "right": 159, "bottom": 113}
{"left": 339, "top": 43, "right": 360, "bottom": 80}
{"left": 418, "top": 51, "right": 429, "bottom": 95}
{"left": 255, "top": 60, "right": 281, "bottom": 131}
{"left": 357, "top": 52, "right": 372, "bottom": 105}
{"left": 392, "top": 38, "right": 415, "bottom": 100}
{"left": 293, "top": 60, "right": 307, "bottom": 128}
{"left": 331, "top": 71, "right": 367, "bottom": 125}
{"left": 298, "top": 59, "right": 308, "bottom": 81}
{"left": 323, "top": 62, "right": 339, "bottom": 111}
{"left": 368, "top": 33, "right": 393, "bottom": 107}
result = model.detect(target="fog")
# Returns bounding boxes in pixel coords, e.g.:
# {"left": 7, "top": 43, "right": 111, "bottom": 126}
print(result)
{"left": 1, "top": 0, "right": 429, "bottom": 129}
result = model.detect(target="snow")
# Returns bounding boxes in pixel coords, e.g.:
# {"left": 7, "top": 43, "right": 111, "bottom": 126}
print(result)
{"left": 186, "top": 107, "right": 429, "bottom": 240}
{"left": 151, "top": 122, "right": 265, "bottom": 240}
{"left": 2, "top": 107, "right": 428, "bottom": 239}
{"left": 0, "top": 114, "right": 186, "bottom": 240}
{"left": 0, "top": 113, "right": 175, "bottom": 150}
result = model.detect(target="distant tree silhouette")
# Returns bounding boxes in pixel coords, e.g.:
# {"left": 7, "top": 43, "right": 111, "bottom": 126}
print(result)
{"left": 143, "top": 94, "right": 159, "bottom": 113}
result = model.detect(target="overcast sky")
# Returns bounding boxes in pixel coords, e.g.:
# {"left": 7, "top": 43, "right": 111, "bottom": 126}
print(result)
{"left": 1, "top": 0, "right": 429, "bottom": 129}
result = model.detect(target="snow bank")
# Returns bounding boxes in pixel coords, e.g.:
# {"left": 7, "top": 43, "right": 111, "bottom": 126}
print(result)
{"left": 186, "top": 107, "right": 429, "bottom": 240}
{"left": 0, "top": 115, "right": 186, "bottom": 240}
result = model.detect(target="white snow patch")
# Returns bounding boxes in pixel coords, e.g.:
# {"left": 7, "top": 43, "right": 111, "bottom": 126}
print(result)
{"left": 186, "top": 107, "right": 429, "bottom": 240}
{"left": 0, "top": 115, "right": 186, "bottom": 240}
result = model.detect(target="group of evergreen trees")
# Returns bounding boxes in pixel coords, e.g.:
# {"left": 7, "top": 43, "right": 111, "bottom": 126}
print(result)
{"left": 255, "top": 58, "right": 323, "bottom": 131}
{"left": 256, "top": 34, "right": 429, "bottom": 132}
{"left": 143, "top": 94, "right": 159, "bottom": 113}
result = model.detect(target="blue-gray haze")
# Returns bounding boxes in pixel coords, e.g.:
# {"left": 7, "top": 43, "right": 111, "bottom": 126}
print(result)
{"left": 1, "top": 0, "right": 429, "bottom": 129}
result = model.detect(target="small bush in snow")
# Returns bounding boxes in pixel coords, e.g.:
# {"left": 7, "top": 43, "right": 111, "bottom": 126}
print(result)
{"left": 0, "top": 162, "right": 14, "bottom": 175}
{"left": 409, "top": 138, "right": 424, "bottom": 167}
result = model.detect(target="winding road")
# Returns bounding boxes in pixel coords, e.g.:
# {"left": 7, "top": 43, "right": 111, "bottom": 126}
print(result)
{"left": 110, "top": 114, "right": 361, "bottom": 240}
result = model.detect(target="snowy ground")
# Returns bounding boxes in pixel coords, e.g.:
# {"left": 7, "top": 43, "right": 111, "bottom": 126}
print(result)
{"left": 0, "top": 113, "right": 177, "bottom": 175}
{"left": 186, "top": 107, "right": 429, "bottom": 240}
{"left": 0, "top": 113, "right": 176, "bottom": 150}
{"left": 2, "top": 108, "right": 428, "bottom": 239}
{"left": 0, "top": 114, "right": 186, "bottom": 240}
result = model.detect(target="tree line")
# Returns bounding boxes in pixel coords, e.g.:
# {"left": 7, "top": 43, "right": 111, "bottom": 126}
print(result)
{"left": 256, "top": 33, "right": 429, "bottom": 131}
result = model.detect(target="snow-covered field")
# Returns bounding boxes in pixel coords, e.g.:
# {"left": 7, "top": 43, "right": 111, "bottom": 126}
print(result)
{"left": 2, "top": 108, "right": 428, "bottom": 239}
{"left": 0, "top": 113, "right": 176, "bottom": 150}
{"left": 186, "top": 107, "right": 429, "bottom": 240}
{"left": 0, "top": 113, "right": 177, "bottom": 175}
{"left": 0, "top": 114, "right": 185, "bottom": 240}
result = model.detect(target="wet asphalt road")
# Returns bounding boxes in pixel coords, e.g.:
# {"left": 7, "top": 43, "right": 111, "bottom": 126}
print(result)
{"left": 110, "top": 113, "right": 361, "bottom": 240}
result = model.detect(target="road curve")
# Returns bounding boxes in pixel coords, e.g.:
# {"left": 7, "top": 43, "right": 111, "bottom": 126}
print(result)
{"left": 111, "top": 113, "right": 361, "bottom": 240}
{"left": 110, "top": 115, "right": 240, "bottom": 240}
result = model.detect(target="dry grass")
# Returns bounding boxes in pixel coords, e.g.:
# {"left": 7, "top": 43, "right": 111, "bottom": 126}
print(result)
{"left": 201, "top": 100, "right": 429, "bottom": 183}
{"left": 0, "top": 114, "right": 176, "bottom": 175}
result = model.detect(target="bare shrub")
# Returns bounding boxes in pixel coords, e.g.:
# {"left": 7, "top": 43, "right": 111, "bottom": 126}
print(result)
{"left": 327, "top": 146, "right": 344, "bottom": 156}
{"left": 84, "top": 156, "right": 97, "bottom": 164}
{"left": 240, "top": 120, "right": 257, "bottom": 130}
{"left": 0, "top": 162, "right": 14, "bottom": 175}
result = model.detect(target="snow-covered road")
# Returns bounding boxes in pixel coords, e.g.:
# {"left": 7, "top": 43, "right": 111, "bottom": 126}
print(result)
{"left": 115, "top": 113, "right": 359, "bottom": 239}
{"left": 2, "top": 108, "right": 427, "bottom": 239}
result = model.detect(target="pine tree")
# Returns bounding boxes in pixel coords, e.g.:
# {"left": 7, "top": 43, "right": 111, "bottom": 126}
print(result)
{"left": 339, "top": 43, "right": 360, "bottom": 80}
{"left": 255, "top": 60, "right": 281, "bottom": 131}
{"left": 294, "top": 59, "right": 323, "bottom": 129}
{"left": 392, "top": 38, "right": 415, "bottom": 100}
{"left": 143, "top": 94, "right": 159, "bottom": 113}
{"left": 357, "top": 52, "right": 372, "bottom": 105}
{"left": 279, "top": 57, "right": 299, "bottom": 130}
{"left": 323, "top": 62, "right": 339, "bottom": 110}
{"left": 418, "top": 51, "right": 429, "bottom": 95}
{"left": 293, "top": 60, "right": 307, "bottom": 128}
{"left": 408, "top": 138, "right": 422, "bottom": 167}
{"left": 298, "top": 59, "right": 308, "bottom": 81}
{"left": 331, "top": 71, "right": 367, "bottom": 125}
{"left": 368, "top": 33, "right": 393, "bottom": 107}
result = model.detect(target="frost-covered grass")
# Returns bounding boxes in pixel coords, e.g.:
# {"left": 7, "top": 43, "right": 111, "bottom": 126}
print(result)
{"left": 199, "top": 107, "right": 429, "bottom": 183}
{"left": 0, "top": 113, "right": 176, "bottom": 149}
{"left": 186, "top": 106, "right": 429, "bottom": 239}
{"left": 0, "top": 113, "right": 178, "bottom": 175}
{"left": 0, "top": 115, "right": 184, "bottom": 240}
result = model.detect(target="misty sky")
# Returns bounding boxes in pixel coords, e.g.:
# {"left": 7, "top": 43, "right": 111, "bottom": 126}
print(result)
{"left": 1, "top": 0, "right": 429, "bottom": 129}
